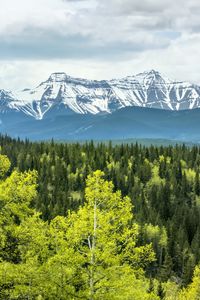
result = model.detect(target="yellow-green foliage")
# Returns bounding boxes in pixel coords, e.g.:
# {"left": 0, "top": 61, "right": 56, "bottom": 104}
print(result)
{"left": 0, "top": 159, "right": 158, "bottom": 300}
{"left": 185, "top": 168, "right": 196, "bottom": 183}
{"left": 0, "top": 154, "right": 11, "bottom": 178}
{"left": 147, "top": 163, "right": 165, "bottom": 187}
{"left": 163, "top": 266, "right": 200, "bottom": 300}
{"left": 163, "top": 281, "right": 180, "bottom": 300}
{"left": 0, "top": 175, "right": 37, "bottom": 264}
{"left": 143, "top": 224, "right": 168, "bottom": 249}
{"left": 178, "top": 266, "right": 200, "bottom": 299}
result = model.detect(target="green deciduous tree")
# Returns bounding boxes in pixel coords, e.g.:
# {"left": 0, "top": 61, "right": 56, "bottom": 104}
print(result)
{"left": 47, "top": 170, "right": 157, "bottom": 299}
{"left": 0, "top": 157, "right": 158, "bottom": 299}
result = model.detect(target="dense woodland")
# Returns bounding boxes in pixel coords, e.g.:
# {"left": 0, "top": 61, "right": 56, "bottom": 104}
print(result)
{"left": 1, "top": 134, "right": 200, "bottom": 299}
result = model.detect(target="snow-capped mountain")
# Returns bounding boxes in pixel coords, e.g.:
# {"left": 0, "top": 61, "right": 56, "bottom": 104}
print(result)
{"left": 0, "top": 90, "right": 19, "bottom": 113}
{"left": 1, "top": 70, "right": 200, "bottom": 120}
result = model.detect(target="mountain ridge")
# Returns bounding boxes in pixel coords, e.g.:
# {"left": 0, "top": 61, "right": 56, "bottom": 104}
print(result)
{"left": 1, "top": 106, "right": 200, "bottom": 142}
{"left": 1, "top": 70, "right": 200, "bottom": 120}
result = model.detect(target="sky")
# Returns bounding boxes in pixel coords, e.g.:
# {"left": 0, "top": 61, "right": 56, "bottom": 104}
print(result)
{"left": 0, "top": 0, "right": 200, "bottom": 90}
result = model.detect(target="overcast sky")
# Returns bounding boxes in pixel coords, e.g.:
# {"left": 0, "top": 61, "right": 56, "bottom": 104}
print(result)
{"left": 0, "top": 0, "right": 199, "bottom": 90}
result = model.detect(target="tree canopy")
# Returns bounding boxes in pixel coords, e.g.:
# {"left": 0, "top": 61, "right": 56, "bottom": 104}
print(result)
{"left": 1, "top": 135, "right": 200, "bottom": 298}
{"left": 0, "top": 155, "right": 158, "bottom": 299}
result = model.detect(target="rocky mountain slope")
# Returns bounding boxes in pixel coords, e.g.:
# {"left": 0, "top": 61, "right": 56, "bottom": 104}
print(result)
{"left": 1, "top": 70, "right": 200, "bottom": 120}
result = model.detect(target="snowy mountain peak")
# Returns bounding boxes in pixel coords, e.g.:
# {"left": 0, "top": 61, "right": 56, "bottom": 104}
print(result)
{"left": 137, "top": 69, "right": 166, "bottom": 77}
{"left": 135, "top": 70, "right": 171, "bottom": 87}
{"left": 0, "top": 89, "right": 16, "bottom": 101}
{"left": 137, "top": 69, "right": 160, "bottom": 76}
{"left": 1, "top": 70, "right": 200, "bottom": 119}
{"left": 48, "top": 72, "right": 70, "bottom": 82}
{"left": 145, "top": 69, "right": 162, "bottom": 75}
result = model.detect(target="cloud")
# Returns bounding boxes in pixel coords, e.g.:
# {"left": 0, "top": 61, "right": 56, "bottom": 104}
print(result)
{"left": 0, "top": 0, "right": 197, "bottom": 57}
{"left": 0, "top": 27, "right": 172, "bottom": 61}
{"left": 98, "top": 0, "right": 175, "bottom": 15}
{"left": 0, "top": 0, "right": 174, "bottom": 61}
{"left": 0, "top": 0, "right": 200, "bottom": 89}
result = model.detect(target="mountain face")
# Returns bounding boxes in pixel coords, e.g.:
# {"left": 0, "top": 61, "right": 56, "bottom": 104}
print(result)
{"left": 1, "top": 70, "right": 200, "bottom": 120}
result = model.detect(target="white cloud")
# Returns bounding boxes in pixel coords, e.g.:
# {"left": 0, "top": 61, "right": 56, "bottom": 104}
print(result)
{"left": 0, "top": 0, "right": 200, "bottom": 89}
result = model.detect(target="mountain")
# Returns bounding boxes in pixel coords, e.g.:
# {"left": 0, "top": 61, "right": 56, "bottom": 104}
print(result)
{"left": 1, "top": 106, "right": 200, "bottom": 142}
{"left": 1, "top": 70, "right": 200, "bottom": 142}
{"left": 1, "top": 70, "right": 200, "bottom": 121}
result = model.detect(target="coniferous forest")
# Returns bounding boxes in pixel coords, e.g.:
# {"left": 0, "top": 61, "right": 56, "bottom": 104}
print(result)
{"left": 1, "top": 134, "right": 200, "bottom": 299}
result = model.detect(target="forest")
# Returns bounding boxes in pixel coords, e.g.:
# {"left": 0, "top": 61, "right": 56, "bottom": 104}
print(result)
{"left": 0, "top": 134, "right": 200, "bottom": 299}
